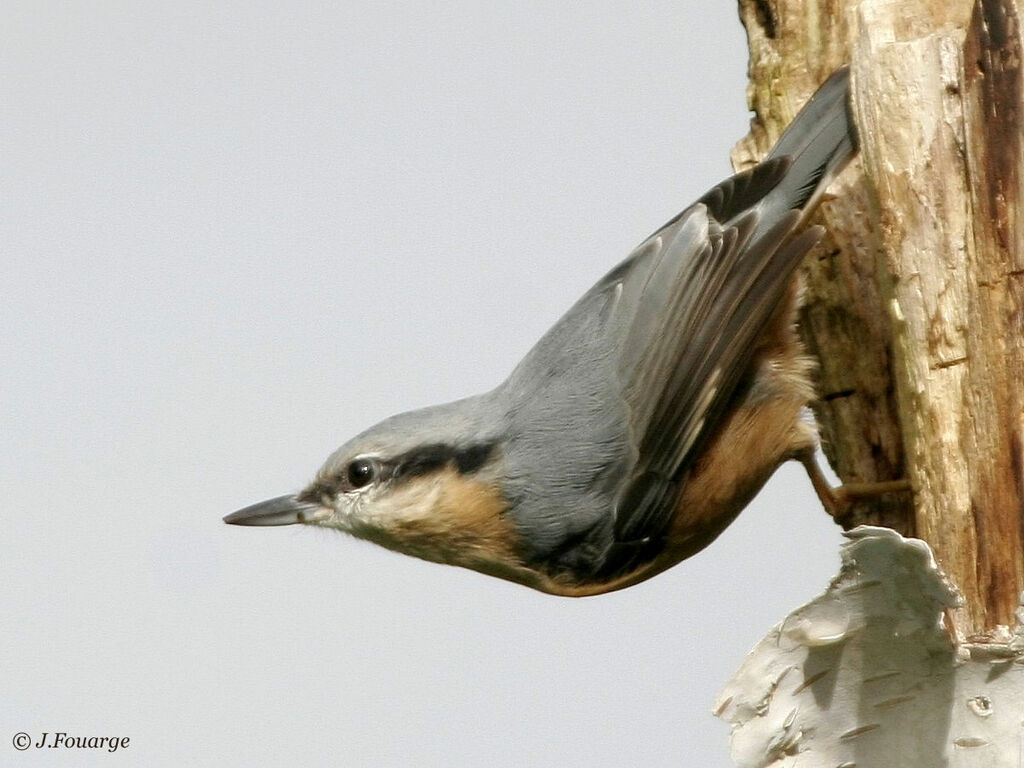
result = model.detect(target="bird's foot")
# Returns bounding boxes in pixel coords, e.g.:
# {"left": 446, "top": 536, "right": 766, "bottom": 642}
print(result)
{"left": 798, "top": 452, "right": 911, "bottom": 525}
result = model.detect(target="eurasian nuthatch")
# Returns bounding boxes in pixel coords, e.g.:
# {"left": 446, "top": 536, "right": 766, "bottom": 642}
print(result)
{"left": 225, "top": 66, "right": 875, "bottom": 596}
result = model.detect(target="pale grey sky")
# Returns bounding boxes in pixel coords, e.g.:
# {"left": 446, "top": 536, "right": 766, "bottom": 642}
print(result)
{"left": 2, "top": 3, "right": 843, "bottom": 766}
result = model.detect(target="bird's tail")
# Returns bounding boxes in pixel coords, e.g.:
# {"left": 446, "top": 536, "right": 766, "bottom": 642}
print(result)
{"left": 696, "top": 66, "right": 857, "bottom": 241}
{"left": 762, "top": 65, "right": 858, "bottom": 221}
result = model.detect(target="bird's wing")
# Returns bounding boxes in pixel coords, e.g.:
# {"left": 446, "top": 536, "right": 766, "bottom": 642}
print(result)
{"left": 607, "top": 168, "right": 824, "bottom": 547}
{"left": 606, "top": 66, "right": 856, "bottom": 551}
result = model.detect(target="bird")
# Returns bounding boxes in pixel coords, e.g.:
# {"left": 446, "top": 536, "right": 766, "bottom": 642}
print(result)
{"left": 225, "top": 66, "right": 878, "bottom": 597}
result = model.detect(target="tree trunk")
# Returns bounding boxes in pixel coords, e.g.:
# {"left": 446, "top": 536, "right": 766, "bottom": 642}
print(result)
{"left": 733, "top": 0, "right": 1024, "bottom": 639}
{"left": 717, "top": 1, "right": 1024, "bottom": 765}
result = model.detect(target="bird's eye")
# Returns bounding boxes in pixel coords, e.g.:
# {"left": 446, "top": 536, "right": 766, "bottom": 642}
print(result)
{"left": 345, "top": 458, "right": 377, "bottom": 490}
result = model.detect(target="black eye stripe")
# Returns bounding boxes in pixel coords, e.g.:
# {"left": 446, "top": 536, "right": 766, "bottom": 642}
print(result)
{"left": 454, "top": 443, "right": 493, "bottom": 474}
{"left": 392, "top": 442, "right": 496, "bottom": 480}
{"left": 396, "top": 446, "right": 449, "bottom": 478}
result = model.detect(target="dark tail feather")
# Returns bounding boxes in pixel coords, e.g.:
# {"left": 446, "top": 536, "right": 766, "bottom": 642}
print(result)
{"left": 698, "top": 66, "right": 857, "bottom": 242}
{"left": 763, "top": 65, "right": 858, "bottom": 219}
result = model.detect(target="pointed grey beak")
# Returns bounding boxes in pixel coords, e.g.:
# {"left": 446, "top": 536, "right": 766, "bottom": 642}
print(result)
{"left": 223, "top": 494, "right": 328, "bottom": 526}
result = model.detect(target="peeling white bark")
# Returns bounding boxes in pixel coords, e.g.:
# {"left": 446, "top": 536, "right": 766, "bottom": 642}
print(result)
{"left": 716, "top": 528, "right": 1024, "bottom": 767}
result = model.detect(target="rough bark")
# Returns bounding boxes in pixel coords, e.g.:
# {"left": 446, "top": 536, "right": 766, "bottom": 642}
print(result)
{"left": 734, "top": 0, "right": 1024, "bottom": 637}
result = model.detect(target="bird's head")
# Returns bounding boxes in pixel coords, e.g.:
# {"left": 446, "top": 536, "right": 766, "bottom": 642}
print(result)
{"left": 224, "top": 397, "right": 545, "bottom": 588}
